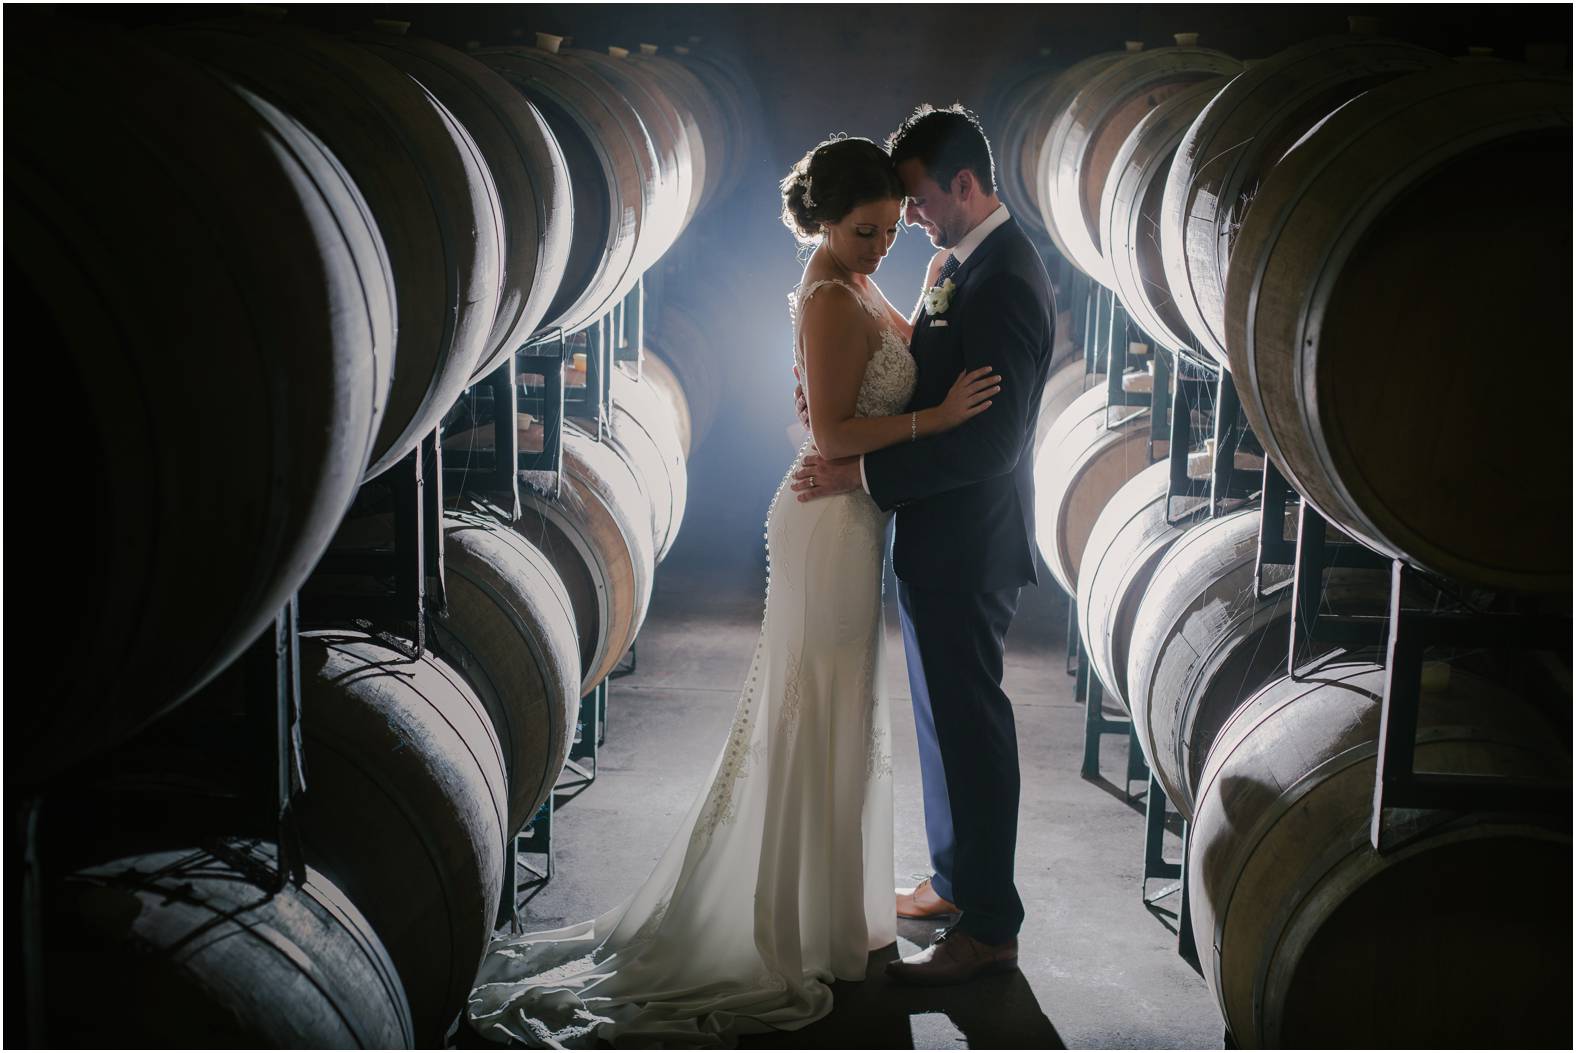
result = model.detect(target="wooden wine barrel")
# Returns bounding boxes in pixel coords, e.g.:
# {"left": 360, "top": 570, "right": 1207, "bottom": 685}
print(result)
{"left": 477, "top": 34, "right": 652, "bottom": 334}
{"left": 985, "top": 50, "right": 1061, "bottom": 139}
{"left": 986, "top": 53, "right": 1066, "bottom": 224}
{"left": 1100, "top": 78, "right": 1229, "bottom": 354}
{"left": 7, "top": 29, "right": 392, "bottom": 784}
{"left": 1076, "top": 460, "right": 1208, "bottom": 712}
{"left": 1125, "top": 507, "right": 1428, "bottom": 819}
{"left": 1032, "top": 385, "right": 1154, "bottom": 593}
{"left": 1126, "top": 506, "right": 1306, "bottom": 819}
{"left": 432, "top": 511, "right": 581, "bottom": 837}
{"left": 44, "top": 840, "right": 413, "bottom": 1048}
{"left": 1044, "top": 42, "right": 1242, "bottom": 287}
{"left": 631, "top": 44, "right": 724, "bottom": 213}
{"left": 1030, "top": 50, "right": 1148, "bottom": 249}
{"left": 1190, "top": 656, "right": 1570, "bottom": 1048}
{"left": 569, "top": 45, "right": 694, "bottom": 258}
{"left": 1224, "top": 63, "right": 1572, "bottom": 593}
{"left": 995, "top": 65, "right": 1078, "bottom": 233}
{"left": 996, "top": 52, "right": 1124, "bottom": 250}
{"left": 149, "top": 18, "right": 504, "bottom": 479}
{"left": 670, "top": 41, "right": 763, "bottom": 202}
{"left": 349, "top": 25, "right": 574, "bottom": 379}
{"left": 611, "top": 367, "right": 691, "bottom": 562}
{"left": 641, "top": 349, "right": 695, "bottom": 458}
{"left": 647, "top": 304, "right": 724, "bottom": 453}
{"left": 1161, "top": 35, "right": 1446, "bottom": 369}
{"left": 295, "top": 630, "right": 507, "bottom": 1046}
{"left": 1034, "top": 356, "right": 1103, "bottom": 449}
{"left": 515, "top": 422, "right": 656, "bottom": 694}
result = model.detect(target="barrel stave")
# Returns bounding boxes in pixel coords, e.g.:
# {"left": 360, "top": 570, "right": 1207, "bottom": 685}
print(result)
{"left": 1101, "top": 79, "right": 1228, "bottom": 354}
{"left": 350, "top": 28, "right": 574, "bottom": 376}
{"left": 435, "top": 512, "right": 582, "bottom": 836}
{"left": 514, "top": 422, "right": 656, "bottom": 695}
{"left": 477, "top": 41, "right": 650, "bottom": 334}
{"left": 45, "top": 840, "right": 413, "bottom": 1048}
{"left": 1076, "top": 460, "right": 1208, "bottom": 710}
{"left": 295, "top": 630, "right": 507, "bottom": 1046}
{"left": 1033, "top": 385, "right": 1154, "bottom": 593}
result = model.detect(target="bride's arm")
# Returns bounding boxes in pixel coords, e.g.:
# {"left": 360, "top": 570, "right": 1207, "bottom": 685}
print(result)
{"left": 801, "top": 286, "right": 999, "bottom": 460}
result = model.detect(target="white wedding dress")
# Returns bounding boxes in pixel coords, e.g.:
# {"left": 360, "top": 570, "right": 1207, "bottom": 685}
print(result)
{"left": 468, "top": 279, "right": 918, "bottom": 1047}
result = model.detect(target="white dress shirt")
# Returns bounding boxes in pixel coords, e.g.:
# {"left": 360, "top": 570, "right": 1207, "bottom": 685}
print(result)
{"left": 858, "top": 204, "right": 1011, "bottom": 494}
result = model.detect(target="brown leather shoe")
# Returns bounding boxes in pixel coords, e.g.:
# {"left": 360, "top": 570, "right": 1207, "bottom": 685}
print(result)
{"left": 895, "top": 878, "right": 959, "bottom": 920}
{"left": 885, "top": 927, "right": 1019, "bottom": 986}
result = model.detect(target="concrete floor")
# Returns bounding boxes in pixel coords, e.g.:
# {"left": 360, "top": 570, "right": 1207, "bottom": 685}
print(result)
{"left": 485, "top": 547, "right": 1226, "bottom": 1049}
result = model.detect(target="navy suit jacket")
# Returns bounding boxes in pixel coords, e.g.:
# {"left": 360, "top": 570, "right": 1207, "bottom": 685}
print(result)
{"left": 864, "top": 217, "right": 1057, "bottom": 592}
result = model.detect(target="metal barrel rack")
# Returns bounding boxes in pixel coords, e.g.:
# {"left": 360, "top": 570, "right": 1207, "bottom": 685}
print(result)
{"left": 302, "top": 433, "right": 448, "bottom": 657}
{"left": 12, "top": 592, "right": 310, "bottom": 1047}
{"left": 1152, "top": 450, "right": 1572, "bottom": 976}
{"left": 1254, "top": 460, "right": 1572, "bottom": 853}
{"left": 18, "top": 429, "right": 440, "bottom": 1042}
{"left": 1061, "top": 277, "right": 1167, "bottom": 791}
{"left": 1138, "top": 363, "right": 1260, "bottom": 971}
{"left": 498, "top": 277, "right": 650, "bottom": 925}
{"left": 1050, "top": 249, "right": 1264, "bottom": 972}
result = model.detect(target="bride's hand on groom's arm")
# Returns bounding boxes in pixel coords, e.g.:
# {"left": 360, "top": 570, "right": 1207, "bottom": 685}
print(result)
{"left": 936, "top": 366, "right": 1001, "bottom": 431}
{"left": 791, "top": 452, "right": 861, "bottom": 502}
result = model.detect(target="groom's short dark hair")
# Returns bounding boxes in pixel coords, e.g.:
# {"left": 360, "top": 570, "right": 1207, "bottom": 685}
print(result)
{"left": 887, "top": 104, "right": 997, "bottom": 195}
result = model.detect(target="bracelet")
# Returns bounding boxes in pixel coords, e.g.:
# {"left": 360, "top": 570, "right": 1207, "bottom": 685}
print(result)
{"left": 910, "top": 410, "right": 917, "bottom": 442}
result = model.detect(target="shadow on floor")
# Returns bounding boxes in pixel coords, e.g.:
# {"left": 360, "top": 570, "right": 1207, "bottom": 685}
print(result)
{"left": 741, "top": 943, "right": 1065, "bottom": 1050}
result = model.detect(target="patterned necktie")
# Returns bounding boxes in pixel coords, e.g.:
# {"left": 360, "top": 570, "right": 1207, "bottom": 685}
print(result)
{"left": 936, "top": 253, "right": 960, "bottom": 285}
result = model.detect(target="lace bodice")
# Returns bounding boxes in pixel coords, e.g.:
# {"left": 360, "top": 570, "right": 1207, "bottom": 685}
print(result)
{"left": 790, "top": 279, "right": 917, "bottom": 419}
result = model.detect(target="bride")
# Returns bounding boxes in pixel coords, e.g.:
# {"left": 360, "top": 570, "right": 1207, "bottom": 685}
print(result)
{"left": 468, "top": 134, "right": 1000, "bottom": 1048}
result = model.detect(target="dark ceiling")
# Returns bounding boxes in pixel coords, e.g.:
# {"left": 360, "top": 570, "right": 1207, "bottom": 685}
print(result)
{"left": 34, "top": 4, "right": 1575, "bottom": 172}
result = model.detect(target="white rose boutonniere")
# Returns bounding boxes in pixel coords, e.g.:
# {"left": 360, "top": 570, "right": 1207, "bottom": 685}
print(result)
{"left": 922, "top": 278, "right": 956, "bottom": 316}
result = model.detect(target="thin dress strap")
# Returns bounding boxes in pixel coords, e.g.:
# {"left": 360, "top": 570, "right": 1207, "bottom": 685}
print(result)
{"left": 790, "top": 279, "right": 886, "bottom": 372}
{"left": 795, "top": 278, "right": 883, "bottom": 318}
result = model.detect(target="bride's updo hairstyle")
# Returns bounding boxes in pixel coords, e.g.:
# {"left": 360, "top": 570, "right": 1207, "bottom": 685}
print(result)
{"left": 780, "top": 134, "right": 904, "bottom": 245}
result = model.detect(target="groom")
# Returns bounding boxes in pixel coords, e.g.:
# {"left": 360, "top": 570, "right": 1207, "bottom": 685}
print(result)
{"left": 793, "top": 104, "right": 1057, "bottom": 984}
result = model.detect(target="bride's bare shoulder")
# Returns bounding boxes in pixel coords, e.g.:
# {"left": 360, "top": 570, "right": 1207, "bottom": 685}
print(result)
{"left": 796, "top": 279, "right": 866, "bottom": 334}
{"left": 794, "top": 266, "right": 861, "bottom": 311}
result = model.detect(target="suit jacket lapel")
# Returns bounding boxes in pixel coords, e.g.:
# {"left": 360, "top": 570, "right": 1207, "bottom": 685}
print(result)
{"left": 949, "top": 217, "right": 1016, "bottom": 291}
{"left": 909, "top": 221, "right": 1014, "bottom": 352}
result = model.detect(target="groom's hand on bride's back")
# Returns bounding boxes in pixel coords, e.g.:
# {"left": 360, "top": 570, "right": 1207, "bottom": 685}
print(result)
{"left": 792, "top": 366, "right": 811, "bottom": 431}
{"left": 792, "top": 452, "right": 861, "bottom": 502}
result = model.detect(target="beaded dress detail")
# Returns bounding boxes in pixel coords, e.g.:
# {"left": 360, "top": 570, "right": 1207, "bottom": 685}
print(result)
{"left": 468, "top": 279, "right": 914, "bottom": 1047}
